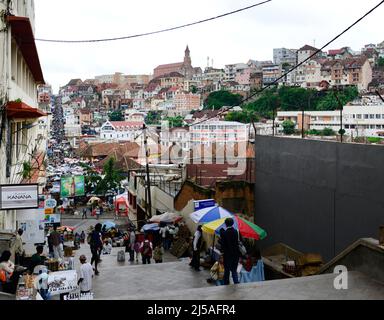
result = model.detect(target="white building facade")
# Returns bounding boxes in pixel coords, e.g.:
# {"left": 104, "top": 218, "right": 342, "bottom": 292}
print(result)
{"left": 0, "top": 0, "right": 47, "bottom": 231}
{"left": 100, "top": 120, "right": 144, "bottom": 141}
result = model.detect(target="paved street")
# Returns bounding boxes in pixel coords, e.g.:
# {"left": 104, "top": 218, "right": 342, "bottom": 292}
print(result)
{"left": 62, "top": 217, "right": 211, "bottom": 300}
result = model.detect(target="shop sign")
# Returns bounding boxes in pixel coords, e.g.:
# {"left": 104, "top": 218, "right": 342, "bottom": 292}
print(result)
{"left": 0, "top": 184, "right": 39, "bottom": 210}
{"left": 194, "top": 199, "right": 216, "bottom": 211}
{"left": 44, "top": 198, "right": 57, "bottom": 209}
{"left": 44, "top": 208, "right": 54, "bottom": 214}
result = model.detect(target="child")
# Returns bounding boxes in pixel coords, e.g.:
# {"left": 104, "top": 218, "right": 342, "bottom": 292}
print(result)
{"left": 102, "top": 239, "right": 112, "bottom": 255}
{"left": 210, "top": 255, "right": 225, "bottom": 286}
{"left": 140, "top": 238, "right": 153, "bottom": 265}
{"left": 153, "top": 245, "right": 164, "bottom": 263}
{"left": 133, "top": 241, "right": 141, "bottom": 263}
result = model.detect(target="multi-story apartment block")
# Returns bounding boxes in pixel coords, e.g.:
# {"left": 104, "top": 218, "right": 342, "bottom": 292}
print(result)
{"left": 273, "top": 48, "right": 297, "bottom": 66}
{"left": 174, "top": 92, "right": 201, "bottom": 112}
{"left": 320, "top": 56, "right": 372, "bottom": 91}
{"left": 0, "top": 0, "right": 47, "bottom": 230}
{"left": 276, "top": 103, "right": 384, "bottom": 137}
{"left": 225, "top": 63, "right": 248, "bottom": 82}
{"left": 190, "top": 121, "right": 249, "bottom": 146}
{"left": 160, "top": 127, "right": 190, "bottom": 151}
{"left": 262, "top": 64, "right": 282, "bottom": 85}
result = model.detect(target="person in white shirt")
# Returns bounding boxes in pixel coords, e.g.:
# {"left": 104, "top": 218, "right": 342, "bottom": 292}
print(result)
{"left": 77, "top": 255, "right": 94, "bottom": 294}
{"left": 159, "top": 224, "right": 169, "bottom": 250}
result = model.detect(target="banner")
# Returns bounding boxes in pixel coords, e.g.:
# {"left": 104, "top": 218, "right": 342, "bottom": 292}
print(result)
{"left": 0, "top": 184, "right": 39, "bottom": 210}
{"left": 60, "top": 176, "right": 85, "bottom": 198}
{"left": 193, "top": 199, "right": 216, "bottom": 211}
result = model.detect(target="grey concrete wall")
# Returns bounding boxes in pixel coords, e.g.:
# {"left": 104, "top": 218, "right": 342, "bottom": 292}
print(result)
{"left": 254, "top": 136, "right": 384, "bottom": 261}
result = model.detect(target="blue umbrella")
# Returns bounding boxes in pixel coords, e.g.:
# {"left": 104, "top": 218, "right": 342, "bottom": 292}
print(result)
{"left": 141, "top": 223, "right": 160, "bottom": 232}
{"left": 190, "top": 206, "right": 234, "bottom": 224}
{"left": 102, "top": 221, "right": 116, "bottom": 230}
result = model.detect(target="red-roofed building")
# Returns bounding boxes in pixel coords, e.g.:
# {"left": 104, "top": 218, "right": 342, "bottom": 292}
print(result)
{"left": 100, "top": 120, "right": 144, "bottom": 141}
{"left": 153, "top": 46, "right": 201, "bottom": 79}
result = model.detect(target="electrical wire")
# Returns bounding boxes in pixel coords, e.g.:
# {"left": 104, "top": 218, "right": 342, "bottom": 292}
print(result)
{"left": 189, "top": 0, "right": 384, "bottom": 127}
{"left": 34, "top": 1, "right": 272, "bottom": 43}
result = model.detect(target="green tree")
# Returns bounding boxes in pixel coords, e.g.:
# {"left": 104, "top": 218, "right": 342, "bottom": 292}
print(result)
{"left": 145, "top": 111, "right": 162, "bottom": 125}
{"left": 378, "top": 57, "right": 384, "bottom": 67}
{"left": 245, "top": 89, "right": 279, "bottom": 119}
{"left": 282, "top": 120, "right": 295, "bottom": 135}
{"left": 166, "top": 116, "right": 184, "bottom": 128}
{"left": 95, "top": 157, "right": 123, "bottom": 196}
{"left": 204, "top": 90, "right": 243, "bottom": 110}
{"left": 19, "top": 161, "right": 33, "bottom": 182}
{"left": 225, "top": 111, "right": 260, "bottom": 124}
{"left": 322, "top": 127, "right": 335, "bottom": 136}
{"left": 190, "top": 85, "right": 198, "bottom": 94}
{"left": 80, "top": 163, "right": 102, "bottom": 195}
{"left": 109, "top": 110, "right": 124, "bottom": 121}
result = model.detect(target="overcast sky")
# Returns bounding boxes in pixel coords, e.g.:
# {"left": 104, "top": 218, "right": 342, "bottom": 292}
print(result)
{"left": 34, "top": 0, "right": 384, "bottom": 93}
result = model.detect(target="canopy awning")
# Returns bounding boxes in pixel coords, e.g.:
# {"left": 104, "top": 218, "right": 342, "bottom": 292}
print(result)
{"left": 6, "top": 15, "right": 45, "bottom": 84}
{"left": 6, "top": 101, "right": 47, "bottom": 119}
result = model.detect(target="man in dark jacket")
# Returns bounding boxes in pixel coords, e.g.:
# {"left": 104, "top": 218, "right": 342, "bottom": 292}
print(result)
{"left": 221, "top": 218, "right": 240, "bottom": 285}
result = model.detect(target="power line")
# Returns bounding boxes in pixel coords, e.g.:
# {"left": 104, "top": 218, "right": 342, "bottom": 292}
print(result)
{"left": 34, "top": 1, "right": 272, "bottom": 43}
{"left": 190, "top": 0, "right": 384, "bottom": 127}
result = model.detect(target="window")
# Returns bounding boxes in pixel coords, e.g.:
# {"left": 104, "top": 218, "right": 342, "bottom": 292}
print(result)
{"left": 356, "top": 114, "right": 362, "bottom": 119}
{"left": 376, "top": 114, "right": 381, "bottom": 119}
{"left": 364, "top": 114, "right": 369, "bottom": 119}
{"left": 369, "top": 114, "right": 374, "bottom": 119}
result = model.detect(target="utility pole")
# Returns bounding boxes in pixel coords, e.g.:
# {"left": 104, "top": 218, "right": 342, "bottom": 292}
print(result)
{"left": 333, "top": 90, "right": 344, "bottom": 143}
{"left": 143, "top": 124, "right": 152, "bottom": 219}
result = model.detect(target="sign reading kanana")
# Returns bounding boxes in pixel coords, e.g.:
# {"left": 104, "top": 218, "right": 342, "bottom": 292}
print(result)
{"left": 0, "top": 184, "right": 39, "bottom": 210}
{"left": 60, "top": 176, "right": 85, "bottom": 198}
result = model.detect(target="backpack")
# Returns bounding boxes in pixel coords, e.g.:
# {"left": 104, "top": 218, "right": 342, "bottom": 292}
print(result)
{"left": 87, "top": 232, "right": 95, "bottom": 245}
{"left": 117, "top": 250, "right": 125, "bottom": 262}
{"left": 142, "top": 241, "right": 152, "bottom": 257}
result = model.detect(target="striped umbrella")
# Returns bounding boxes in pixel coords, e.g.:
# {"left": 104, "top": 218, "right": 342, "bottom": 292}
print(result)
{"left": 202, "top": 215, "right": 267, "bottom": 240}
{"left": 190, "top": 206, "right": 234, "bottom": 224}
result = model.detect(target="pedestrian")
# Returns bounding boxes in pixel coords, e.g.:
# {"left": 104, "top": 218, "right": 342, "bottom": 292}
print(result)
{"left": 80, "top": 231, "right": 86, "bottom": 244}
{"left": 11, "top": 228, "right": 25, "bottom": 266}
{"left": 77, "top": 255, "right": 94, "bottom": 295}
{"left": 89, "top": 223, "right": 103, "bottom": 275}
{"left": 133, "top": 240, "right": 141, "bottom": 263}
{"left": 189, "top": 225, "right": 203, "bottom": 271}
{"left": 95, "top": 207, "right": 101, "bottom": 220}
{"left": 221, "top": 218, "right": 240, "bottom": 285}
{"left": 0, "top": 250, "right": 24, "bottom": 294}
{"left": 29, "top": 245, "right": 47, "bottom": 274}
{"left": 129, "top": 229, "right": 136, "bottom": 262}
{"left": 82, "top": 208, "right": 87, "bottom": 219}
{"left": 50, "top": 226, "right": 63, "bottom": 259}
{"left": 159, "top": 223, "right": 169, "bottom": 250}
{"left": 153, "top": 244, "right": 164, "bottom": 263}
{"left": 210, "top": 254, "right": 225, "bottom": 286}
{"left": 140, "top": 236, "right": 153, "bottom": 265}
{"left": 47, "top": 230, "right": 54, "bottom": 258}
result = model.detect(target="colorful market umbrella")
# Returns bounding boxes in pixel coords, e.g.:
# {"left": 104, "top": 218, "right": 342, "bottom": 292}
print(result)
{"left": 202, "top": 215, "right": 267, "bottom": 240}
{"left": 190, "top": 206, "right": 234, "bottom": 224}
{"left": 102, "top": 221, "right": 116, "bottom": 230}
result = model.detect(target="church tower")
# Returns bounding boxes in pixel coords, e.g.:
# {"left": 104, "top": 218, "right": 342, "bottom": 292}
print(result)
{"left": 184, "top": 45, "right": 192, "bottom": 67}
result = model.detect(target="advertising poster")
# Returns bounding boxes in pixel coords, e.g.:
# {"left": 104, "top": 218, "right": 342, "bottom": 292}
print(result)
{"left": 60, "top": 176, "right": 85, "bottom": 198}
